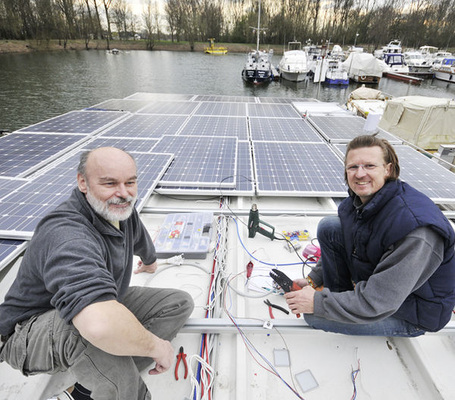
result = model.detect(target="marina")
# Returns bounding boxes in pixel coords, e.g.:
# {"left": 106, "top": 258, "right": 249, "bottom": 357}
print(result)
{"left": 0, "top": 45, "right": 455, "bottom": 400}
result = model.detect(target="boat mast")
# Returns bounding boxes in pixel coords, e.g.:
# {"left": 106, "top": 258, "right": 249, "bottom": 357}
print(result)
{"left": 256, "top": 0, "right": 261, "bottom": 51}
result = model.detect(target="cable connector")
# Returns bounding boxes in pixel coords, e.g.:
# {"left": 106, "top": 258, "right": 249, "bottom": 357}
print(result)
{"left": 163, "top": 254, "right": 184, "bottom": 265}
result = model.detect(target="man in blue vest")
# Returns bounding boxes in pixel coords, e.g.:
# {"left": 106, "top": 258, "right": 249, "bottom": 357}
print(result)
{"left": 285, "top": 135, "right": 455, "bottom": 336}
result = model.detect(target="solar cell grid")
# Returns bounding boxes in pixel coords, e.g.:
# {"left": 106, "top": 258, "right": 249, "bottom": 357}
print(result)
{"left": 248, "top": 103, "right": 301, "bottom": 118}
{"left": 0, "top": 151, "right": 174, "bottom": 237}
{"left": 179, "top": 116, "right": 248, "bottom": 139}
{"left": 17, "top": 110, "right": 126, "bottom": 134}
{"left": 249, "top": 117, "right": 324, "bottom": 142}
{"left": 258, "top": 97, "right": 314, "bottom": 104}
{"left": 0, "top": 133, "right": 87, "bottom": 178}
{"left": 87, "top": 99, "right": 152, "bottom": 113}
{"left": 151, "top": 135, "right": 237, "bottom": 187}
{"left": 253, "top": 142, "right": 347, "bottom": 196}
{"left": 0, "top": 177, "right": 29, "bottom": 200}
{"left": 194, "top": 102, "right": 247, "bottom": 117}
{"left": 194, "top": 95, "right": 257, "bottom": 103}
{"left": 0, "top": 239, "right": 27, "bottom": 271}
{"left": 126, "top": 93, "right": 195, "bottom": 101}
{"left": 156, "top": 141, "right": 254, "bottom": 196}
{"left": 81, "top": 137, "right": 157, "bottom": 153}
{"left": 101, "top": 114, "right": 188, "bottom": 138}
{"left": 308, "top": 116, "right": 401, "bottom": 144}
{"left": 140, "top": 101, "right": 199, "bottom": 115}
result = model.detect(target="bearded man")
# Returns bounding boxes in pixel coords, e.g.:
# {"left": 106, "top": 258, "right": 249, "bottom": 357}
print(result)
{"left": 0, "top": 147, "right": 194, "bottom": 400}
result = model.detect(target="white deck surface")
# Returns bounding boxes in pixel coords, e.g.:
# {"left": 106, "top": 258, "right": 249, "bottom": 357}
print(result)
{"left": 1, "top": 194, "right": 454, "bottom": 400}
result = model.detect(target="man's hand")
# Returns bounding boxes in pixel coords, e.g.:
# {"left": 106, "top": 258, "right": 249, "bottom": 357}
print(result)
{"left": 148, "top": 338, "right": 174, "bottom": 375}
{"left": 134, "top": 260, "right": 158, "bottom": 274}
{"left": 284, "top": 285, "right": 315, "bottom": 314}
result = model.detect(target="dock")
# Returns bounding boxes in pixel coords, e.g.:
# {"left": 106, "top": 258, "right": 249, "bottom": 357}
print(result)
{"left": 383, "top": 71, "right": 424, "bottom": 84}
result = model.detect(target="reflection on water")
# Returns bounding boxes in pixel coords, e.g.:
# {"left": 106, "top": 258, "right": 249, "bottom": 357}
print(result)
{"left": 0, "top": 50, "right": 454, "bottom": 132}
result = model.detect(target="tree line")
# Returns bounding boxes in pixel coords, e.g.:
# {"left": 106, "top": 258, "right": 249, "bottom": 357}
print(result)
{"left": 0, "top": 0, "right": 454, "bottom": 51}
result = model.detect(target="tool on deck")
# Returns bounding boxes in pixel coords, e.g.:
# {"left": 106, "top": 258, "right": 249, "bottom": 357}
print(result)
{"left": 248, "top": 204, "right": 275, "bottom": 240}
{"left": 174, "top": 346, "right": 188, "bottom": 380}
{"left": 264, "top": 299, "right": 290, "bottom": 319}
{"left": 269, "top": 268, "right": 302, "bottom": 318}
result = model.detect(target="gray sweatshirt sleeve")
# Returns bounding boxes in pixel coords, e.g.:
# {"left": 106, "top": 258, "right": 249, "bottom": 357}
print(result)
{"left": 313, "top": 226, "right": 445, "bottom": 323}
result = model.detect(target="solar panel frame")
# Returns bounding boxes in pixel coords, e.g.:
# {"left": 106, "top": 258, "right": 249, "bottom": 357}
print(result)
{"left": 0, "top": 133, "right": 90, "bottom": 178}
{"left": 16, "top": 110, "right": 127, "bottom": 135}
{"left": 0, "top": 150, "right": 174, "bottom": 239}
{"left": 249, "top": 117, "right": 324, "bottom": 142}
{"left": 125, "top": 93, "right": 196, "bottom": 102}
{"left": 86, "top": 99, "right": 154, "bottom": 113}
{"left": 0, "top": 239, "right": 27, "bottom": 271}
{"left": 139, "top": 101, "right": 200, "bottom": 115}
{"left": 151, "top": 135, "right": 238, "bottom": 188}
{"left": 252, "top": 141, "right": 347, "bottom": 197}
{"left": 194, "top": 95, "right": 257, "bottom": 103}
{"left": 81, "top": 137, "right": 158, "bottom": 152}
{"left": 247, "top": 103, "right": 302, "bottom": 118}
{"left": 179, "top": 116, "right": 249, "bottom": 140}
{"left": 99, "top": 114, "right": 189, "bottom": 138}
{"left": 308, "top": 115, "right": 402, "bottom": 144}
{"left": 194, "top": 102, "right": 247, "bottom": 117}
{"left": 155, "top": 140, "right": 254, "bottom": 196}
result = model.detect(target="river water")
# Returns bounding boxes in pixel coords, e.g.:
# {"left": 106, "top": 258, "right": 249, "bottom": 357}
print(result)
{"left": 1, "top": 49, "right": 455, "bottom": 132}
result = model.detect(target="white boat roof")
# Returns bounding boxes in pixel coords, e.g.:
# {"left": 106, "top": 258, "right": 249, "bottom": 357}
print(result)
{"left": 1, "top": 93, "right": 454, "bottom": 400}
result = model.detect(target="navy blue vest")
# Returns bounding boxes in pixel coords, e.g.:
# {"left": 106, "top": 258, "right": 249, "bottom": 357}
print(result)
{"left": 338, "top": 180, "right": 455, "bottom": 331}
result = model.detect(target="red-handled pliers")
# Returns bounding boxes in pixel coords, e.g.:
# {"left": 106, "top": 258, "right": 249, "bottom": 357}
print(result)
{"left": 269, "top": 268, "right": 302, "bottom": 317}
{"left": 174, "top": 346, "right": 188, "bottom": 380}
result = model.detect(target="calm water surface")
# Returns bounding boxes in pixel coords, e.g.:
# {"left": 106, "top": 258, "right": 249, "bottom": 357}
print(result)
{"left": 1, "top": 50, "right": 455, "bottom": 132}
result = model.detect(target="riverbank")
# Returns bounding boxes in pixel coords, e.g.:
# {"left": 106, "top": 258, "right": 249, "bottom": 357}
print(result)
{"left": 0, "top": 39, "right": 285, "bottom": 55}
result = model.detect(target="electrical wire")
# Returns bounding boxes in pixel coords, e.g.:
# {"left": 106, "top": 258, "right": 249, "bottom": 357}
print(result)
{"left": 350, "top": 359, "right": 361, "bottom": 400}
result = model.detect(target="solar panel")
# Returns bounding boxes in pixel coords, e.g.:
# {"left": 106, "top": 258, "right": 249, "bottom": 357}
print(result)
{"left": 394, "top": 146, "right": 455, "bottom": 203}
{"left": 0, "top": 177, "right": 29, "bottom": 200}
{"left": 249, "top": 118, "right": 324, "bottom": 142}
{"left": 140, "top": 101, "right": 199, "bottom": 115}
{"left": 100, "top": 114, "right": 188, "bottom": 138}
{"left": 0, "top": 151, "right": 174, "bottom": 238}
{"left": 194, "top": 95, "right": 257, "bottom": 103}
{"left": 308, "top": 115, "right": 402, "bottom": 144}
{"left": 17, "top": 110, "right": 126, "bottom": 134}
{"left": 151, "top": 135, "right": 238, "bottom": 188}
{"left": 82, "top": 137, "right": 158, "bottom": 152}
{"left": 126, "top": 93, "right": 195, "bottom": 101}
{"left": 156, "top": 141, "right": 254, "bottom": 196}
{"left": 258, "top": 97, "right": 314, "bottom": 104}
{"left": 248, "top": 103, "right": 301, "bottom": 118}
{"left": 194, "top": 102, "right": 247, "bottom": 117}
{"left": 0, "top": 133, "right": 88, "bottom": 178}
{"left": 179, "top": 116, "right": 248, "bottom": 140}
{"left": 253, "top": 142, "right": 347, "bottom": 196}
{"left": 87, "top": 99, "right": 153, "bottom": 113}
{"left": 0, "top": 239, "right": 27, "bottom": 271}
{"left": 334, "top": 144, "right": 455, "bottom": 203}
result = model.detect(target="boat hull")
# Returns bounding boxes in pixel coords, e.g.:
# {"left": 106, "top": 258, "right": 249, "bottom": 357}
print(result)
{"left": 280, "top": 70, "right": 307, "bottom": 82}
{"left": 242, "top": 68, "right": 273, "bottom": 84}
{"left": 350, "top": 75, "right": 381, "bottom": 84}
{"left": 434, "top": 71, "right": 455, "bottom": 83}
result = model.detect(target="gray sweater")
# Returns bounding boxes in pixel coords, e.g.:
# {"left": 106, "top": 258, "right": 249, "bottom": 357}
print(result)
{"left": 0, "top": 188, "right": 156, "bottom": 335}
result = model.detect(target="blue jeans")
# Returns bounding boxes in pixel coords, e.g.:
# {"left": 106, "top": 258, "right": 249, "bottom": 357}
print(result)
{"left": 0, "top": 286, "right": 194, "bottom": 400}
{"left": 304, "top": 216, "right": 426, "bottom": 337}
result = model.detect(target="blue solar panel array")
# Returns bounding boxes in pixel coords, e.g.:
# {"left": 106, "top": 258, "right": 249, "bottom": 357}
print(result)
{"left": 1, "top": 92, "right": 454, "bottom": 267}
{"left": 0, "top": 239, "right": 27, "bottom": 272}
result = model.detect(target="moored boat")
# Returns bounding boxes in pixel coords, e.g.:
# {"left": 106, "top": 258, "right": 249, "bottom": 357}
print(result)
{"left": 433, "top": 57, "right": 455, "bottom": 83}
{"left": 204, "top": 38, "right": 227, "bottom": 55}
{"left": 278, "top": 41, "right": 309, "bottom": 82}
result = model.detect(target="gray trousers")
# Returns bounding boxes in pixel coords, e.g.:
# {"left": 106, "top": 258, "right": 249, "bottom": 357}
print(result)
{"left": 0, "top": 286, "right": 194, "bottom": 400}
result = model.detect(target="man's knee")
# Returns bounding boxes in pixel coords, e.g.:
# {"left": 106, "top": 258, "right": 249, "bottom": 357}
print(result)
{"left": 317, "top": 216, "right": 341, "bottom": 241}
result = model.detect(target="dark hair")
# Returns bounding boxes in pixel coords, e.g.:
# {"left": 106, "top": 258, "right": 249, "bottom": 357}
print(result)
{"left": 77, "top": 148, "right": 137, "bottom": 178}
{"left": 344, "top": 135, "right": 400, "bottom": 182}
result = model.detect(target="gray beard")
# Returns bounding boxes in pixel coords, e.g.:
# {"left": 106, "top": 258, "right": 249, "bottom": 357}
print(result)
{"left": 86, "top": 188, "right": 136, "bottom": 222}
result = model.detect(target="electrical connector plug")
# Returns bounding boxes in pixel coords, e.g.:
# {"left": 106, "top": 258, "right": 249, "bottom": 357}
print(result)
{"left": 303, "top": 244, "right": 321, "bottom": 261}
{"left": 163, "top": 254, "right": 185, "bottom": 265}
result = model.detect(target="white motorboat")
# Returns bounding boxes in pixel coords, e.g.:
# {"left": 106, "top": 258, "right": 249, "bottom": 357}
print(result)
{"left": 433, "top": 57, "right": 455, "bottom": 83}
{"left": 431, "top": 51, "right": 453, "bottom": 71}
{"left": 278, "top": 41, "right": 309, "bottom": 82}
{"left": 404, "top": 51, "right": 432, "bottom": 73}
{"left": 342, "top": 52, "right": 388, "bottom": 84}
{"left": 383, "top": 52, "right": 409, "bottom": 74}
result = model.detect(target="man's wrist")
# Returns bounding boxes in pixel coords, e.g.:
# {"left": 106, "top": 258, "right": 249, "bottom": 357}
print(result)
{"left": 307, "top": 276, "right": 317, "bottom": 288}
